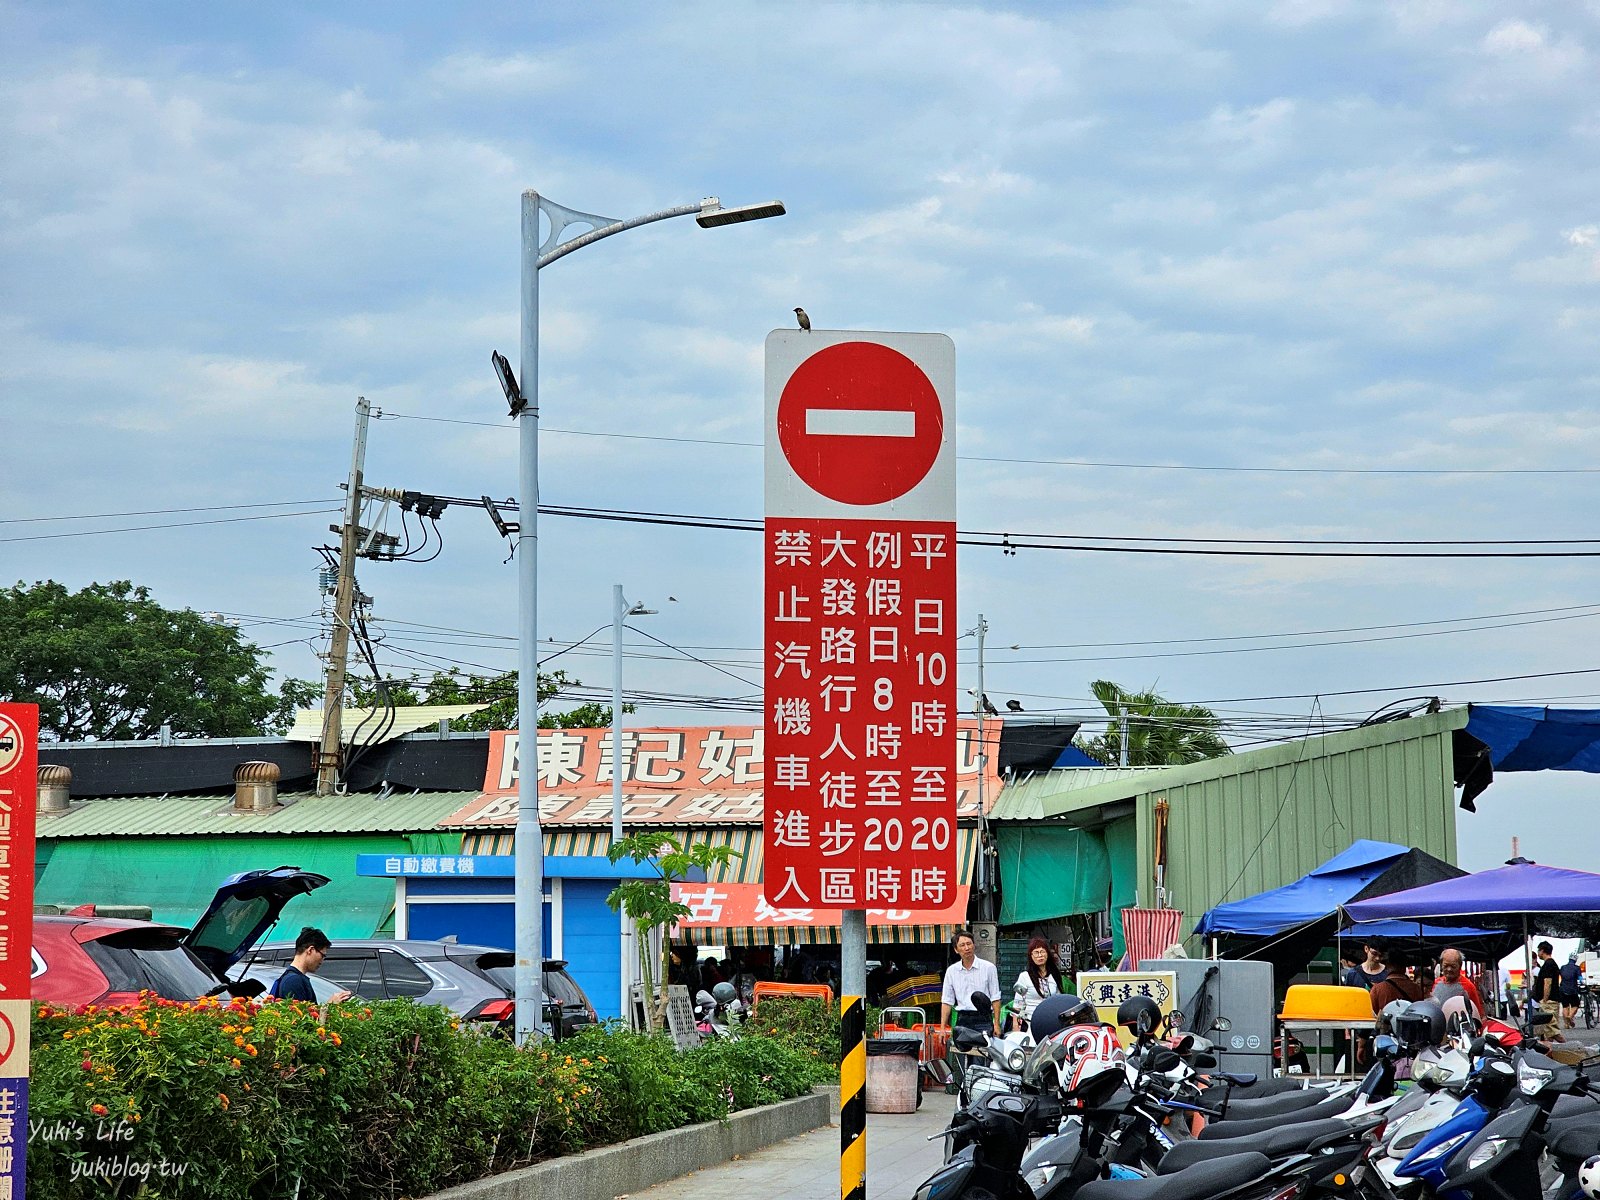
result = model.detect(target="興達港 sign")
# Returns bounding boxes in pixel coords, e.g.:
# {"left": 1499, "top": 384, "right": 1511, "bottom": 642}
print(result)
{"left": 763, "top": 330, "right": 956, "bottom": 909}
{"left": 0, "top": 703, "right": 38, "bottom": 1199}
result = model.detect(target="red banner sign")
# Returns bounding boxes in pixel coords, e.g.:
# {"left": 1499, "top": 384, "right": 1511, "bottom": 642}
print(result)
{"left": 0, "top": 705, "right": 37, "bottom": 999}
{"left": 0, "top": 703, "right": 37, "bottom": 1199}
{"left": 672, "top": 881, "right": 970, "bottom": 929}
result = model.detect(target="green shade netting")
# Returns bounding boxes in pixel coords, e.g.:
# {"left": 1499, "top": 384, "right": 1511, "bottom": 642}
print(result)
{"left": 997, "top": 825, "right": 1111, "bottom": 924}
{"left": 1105, "top": 815, "right": 1138, "bottom": 962}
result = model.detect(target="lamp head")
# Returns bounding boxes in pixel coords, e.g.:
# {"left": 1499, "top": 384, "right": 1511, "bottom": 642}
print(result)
{"left": 696, "top": 197, "right": 787, "bottom": 228}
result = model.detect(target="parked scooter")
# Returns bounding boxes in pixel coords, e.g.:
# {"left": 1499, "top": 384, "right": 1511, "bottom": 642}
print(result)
{"left": 693, "top": 981, "right": 743, "bottom": 1039}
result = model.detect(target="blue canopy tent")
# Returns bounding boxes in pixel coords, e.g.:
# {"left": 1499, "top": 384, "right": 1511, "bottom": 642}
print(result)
{"left": 1193, "top": 839, "right": 1473, "bottom": 982}
{"left": 1456, "top": 705, "right": 1600, "bottom": 810}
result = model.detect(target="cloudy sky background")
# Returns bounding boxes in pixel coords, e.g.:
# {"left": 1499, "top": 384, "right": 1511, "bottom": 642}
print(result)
{"left": 5, "top": 1, "right": 1599, "bottom": 872}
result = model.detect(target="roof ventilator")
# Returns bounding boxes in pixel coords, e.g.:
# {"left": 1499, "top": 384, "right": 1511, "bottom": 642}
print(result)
{"left": 38, "top": 764, "right": 72, "bottom": 813}
{"left": 234, "top": 761, "right": 281, "bottom": 811}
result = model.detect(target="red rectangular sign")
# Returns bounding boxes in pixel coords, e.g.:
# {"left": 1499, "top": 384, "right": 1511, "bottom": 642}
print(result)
{"left": 672, "top": 881, "right": 970, "bottom": 929}
{"left": 762, "top": 516, "right": 957, "bottom": 908}
{"left": 0, "top": 704, "right": 37, "bottom": 999}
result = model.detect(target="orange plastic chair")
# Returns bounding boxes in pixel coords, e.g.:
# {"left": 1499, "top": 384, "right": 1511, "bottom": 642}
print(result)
{"left": 751, "top": 981, "right": 836, "bottom": 1012}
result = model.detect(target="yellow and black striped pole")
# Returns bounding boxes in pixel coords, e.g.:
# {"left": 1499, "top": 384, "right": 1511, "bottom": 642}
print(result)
{"left": 841, "top": 994, "right": 866, "bottom": 1200}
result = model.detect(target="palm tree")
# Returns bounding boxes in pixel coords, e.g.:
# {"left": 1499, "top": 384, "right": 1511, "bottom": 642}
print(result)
{"left": 1076, "top": 680, "right": 1231, "bottom": 766}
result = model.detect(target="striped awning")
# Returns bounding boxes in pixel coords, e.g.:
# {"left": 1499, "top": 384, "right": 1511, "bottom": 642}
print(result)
{"left": 466, "top": 826, "right": 765, "bottom": 883}
{"left": 468, "top": 825, "right": 982, "bottom": 946}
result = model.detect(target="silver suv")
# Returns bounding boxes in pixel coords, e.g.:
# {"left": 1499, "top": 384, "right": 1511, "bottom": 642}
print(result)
{"left": 240, "top": 938, "right": 597, "bottom": 1039}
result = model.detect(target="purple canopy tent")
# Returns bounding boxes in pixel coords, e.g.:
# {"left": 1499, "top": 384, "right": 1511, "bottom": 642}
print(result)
{"left": 1342, "top": 861, "right": 1600, "bottom": 1008}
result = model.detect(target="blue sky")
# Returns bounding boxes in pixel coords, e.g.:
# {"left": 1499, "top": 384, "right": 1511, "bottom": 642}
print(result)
{"left": 4, "top": 2, "right": 1598, "bottom": 872}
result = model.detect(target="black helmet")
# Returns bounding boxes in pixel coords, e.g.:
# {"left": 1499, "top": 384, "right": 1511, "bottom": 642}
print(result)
{"left": 1031, "top": 994, "right": 1098, "bottom": 1037}
{"left": 1392, "top": 999, "right": 1445, "bottom": 1048}
{"left": 1117, "top": 995, "right": 1163, "bottom": 1037}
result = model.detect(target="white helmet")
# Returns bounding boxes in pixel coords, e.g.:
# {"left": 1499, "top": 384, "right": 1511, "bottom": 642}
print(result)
{"left": 1578, "top": 1154, "right": 1600, "bottom": 1199}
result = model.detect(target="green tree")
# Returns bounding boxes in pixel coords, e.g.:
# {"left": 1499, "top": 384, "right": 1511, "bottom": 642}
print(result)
{"left": 0, "top": 580, "right": 279, "bottom": 741}
{"left": 606, "top": 831, "right": 741, "bottom": 1032}
{"left": 1075, "top": 679, "right": 1231, "bottom": 766}
{"left": 273, "top": 667, "right": 622, "bottom": 734}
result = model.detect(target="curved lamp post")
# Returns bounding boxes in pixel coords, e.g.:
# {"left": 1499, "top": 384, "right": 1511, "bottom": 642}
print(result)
{"left": 505, "top": 191, "right": 784, "bottom": 1043}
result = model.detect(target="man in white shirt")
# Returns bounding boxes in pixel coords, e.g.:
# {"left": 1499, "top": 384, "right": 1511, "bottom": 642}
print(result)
{"left": 940, "top": 929, "right": 1001, "bottom": 1035}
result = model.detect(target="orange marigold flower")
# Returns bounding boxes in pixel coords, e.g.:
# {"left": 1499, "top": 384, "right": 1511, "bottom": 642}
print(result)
{"left": 245, "top": 1044, "right": 258, "bottom": 1057}
{"left": 231, "top": 1057, "right": 243, "bottom": 1068}
{"left": 90, "top": 1104, "right": 108, "bottom": 1116}
{"left": 218, "top": 1093, "right": 231, "bottom": 1110}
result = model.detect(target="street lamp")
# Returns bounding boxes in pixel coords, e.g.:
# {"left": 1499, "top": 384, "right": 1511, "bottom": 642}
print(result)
{"left": 501, "top": 189, "right": 784, "bottom": 1044}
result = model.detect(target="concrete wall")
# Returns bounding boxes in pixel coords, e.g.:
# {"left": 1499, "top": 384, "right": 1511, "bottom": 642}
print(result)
{"left": 423, "top": 1091, "right": 832, "bottom": 1200}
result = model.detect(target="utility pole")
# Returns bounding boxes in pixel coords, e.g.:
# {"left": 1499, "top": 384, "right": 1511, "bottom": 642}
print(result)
{"left": 1119, "top": 705, "right": 1131, "bottom": 767}
{"left": 317, "top": 397, "right": 372, "bottom": 795}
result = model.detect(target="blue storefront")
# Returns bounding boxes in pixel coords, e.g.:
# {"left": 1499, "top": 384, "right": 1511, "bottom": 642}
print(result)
{"left": 355, "top": 852, "right": 665, "bottom": 1021}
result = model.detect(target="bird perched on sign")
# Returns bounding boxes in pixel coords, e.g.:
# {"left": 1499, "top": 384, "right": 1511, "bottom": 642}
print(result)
{"left": 794, "top": 307, "right": 811, "bottom": 332}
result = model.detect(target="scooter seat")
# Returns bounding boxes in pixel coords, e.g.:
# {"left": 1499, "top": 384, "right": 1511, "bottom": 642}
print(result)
{"left": 1228, "top": 1075, "right": 1314, "bottom": 1097}
{"left": 1077, "top": 1152, "right": 1272, "bottom": 1200}
{"left": 1546, "top": 1116, "right": 1600, "bottom": 1166}
{"left": 1214, "top": 1087, "right": 1327, "bottom": 1121}
{"left": 1201, "top": 1092, "right": 1356, "bottom": 1141}
{"left": 1201, "top": 1091, "right": 1356, "bottom": 1139}
{"left": 1552, "top": 1093, "right": 1600, "bottom": 1120}
{"left": 1160, "top": 1117, "right": 1356, "bottom": 1173}
{"left": 1212, "top": 1071, "right": 1257, "bottom": 1087}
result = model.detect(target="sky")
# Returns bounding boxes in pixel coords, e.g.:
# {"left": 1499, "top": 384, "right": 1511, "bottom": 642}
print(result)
{"left": 3, "top": 1, "right": 1598, "bottom": 875}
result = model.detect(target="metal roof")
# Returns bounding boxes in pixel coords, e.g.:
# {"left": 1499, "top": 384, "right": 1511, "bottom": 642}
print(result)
{"left": 990, "top": 710, "right": 1470, "bottom": 822}
{"left": 37, "top": 790, "right": 473, "bottom": 838}
{"left": 989, "top": 767, "right": 1169, "bottom": 820}
{"left": 283, "top": 704, "right": 486, "bottom": 743}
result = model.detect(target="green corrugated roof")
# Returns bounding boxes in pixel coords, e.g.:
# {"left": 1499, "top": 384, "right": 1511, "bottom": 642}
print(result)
{"left": 37, "top": 791, "right": 473, "bottom": 838}
{"left": 989, "top": 767, "right": 1168, "bottom": 820}
{"left": 992, "top": 709, "right": 1469, "bottom": 821}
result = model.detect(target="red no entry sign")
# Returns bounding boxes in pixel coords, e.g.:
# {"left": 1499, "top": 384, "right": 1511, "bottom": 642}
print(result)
{"left": 775, "top": 341, "right": 944, "bottom": 507}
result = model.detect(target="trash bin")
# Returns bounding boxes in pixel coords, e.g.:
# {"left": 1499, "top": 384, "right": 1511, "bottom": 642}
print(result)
{"left": 865, "top": 1037, "right": 922, "bottom": 1113}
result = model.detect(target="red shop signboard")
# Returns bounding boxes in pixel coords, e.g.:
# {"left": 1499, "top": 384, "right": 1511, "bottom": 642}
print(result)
{"left": 762, "top": 331, "right": 956, "bottom": 909}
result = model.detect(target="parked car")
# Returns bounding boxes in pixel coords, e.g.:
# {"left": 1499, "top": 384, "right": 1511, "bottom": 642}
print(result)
{"left": 32, "top": 866, "right": 330, "bottom": 1007}
{"left": 240, "top": 938, "right": 598, "bottom": 1038}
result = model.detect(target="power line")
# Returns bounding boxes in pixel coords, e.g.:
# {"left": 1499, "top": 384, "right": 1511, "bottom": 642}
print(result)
{"left": 0, "top": 507, "right": 343, "bottom": 544}
{"left": 375, "top": 412, "right": 1600, "bottom": 477}
{"left": 0, "top": 499, "right": 342, "bottom": 525}
{"left": 526, "top": 502, "right": 1600, "bottom": 559}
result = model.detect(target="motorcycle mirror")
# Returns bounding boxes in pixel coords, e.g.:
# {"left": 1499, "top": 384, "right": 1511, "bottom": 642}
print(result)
{"left": 971, "top": 992, "right": 992, "bottom": 1011}
{"left": 1209, "top": 1016, "right": 1232, "bottom": 1033}
{"left": 1166, "top": 1009, "right": 1185, "bottom": 1028}
{"left": 1374, "top": 1034, "right": 1399, "bottom": 1057}
{"left": 1014, "top": 982, "right": 1030, "bottom": 999}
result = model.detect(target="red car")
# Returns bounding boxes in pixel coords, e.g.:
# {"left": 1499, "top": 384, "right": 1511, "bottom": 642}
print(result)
{"left": 32, "top": 865, "right": 329, "bottom": 1007}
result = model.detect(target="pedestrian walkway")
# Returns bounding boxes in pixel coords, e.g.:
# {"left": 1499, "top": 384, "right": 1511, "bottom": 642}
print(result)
{"left": 629, "top": 1089, "right": 957, "bottom": 1200}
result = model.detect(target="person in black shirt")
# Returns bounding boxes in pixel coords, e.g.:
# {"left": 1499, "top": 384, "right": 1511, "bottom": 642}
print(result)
{"left": 1534, "top": 940, "right": 1566, "bottom": 1040}
{"left": 271, "top": 927, "right": 351, "bottom": 1003}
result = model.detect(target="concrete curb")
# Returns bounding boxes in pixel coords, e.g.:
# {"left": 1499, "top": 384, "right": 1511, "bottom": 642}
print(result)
{"left": 423, "top": 1090, "right": 833, "bottom": 1200}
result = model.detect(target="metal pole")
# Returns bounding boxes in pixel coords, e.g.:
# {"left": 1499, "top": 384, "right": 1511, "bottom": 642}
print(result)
{"left": 613, "top": 583, "right": 636, "bottom": 1019}
{"left": 1119, "top": 704, "right": 1130, "bottom": 767}
{"left": 612, "top": 584, "right": 627, "bottom": 846}
{"left": 975, "top": 615, "right": 988, "bottom": 812}
{"left": 514, "top": 190, "right": 547, "bottom": 1043}
{"left": 840, "top": 994, "right": 867, "bottom": 1200}
{"left": 842, "top": 909, "right": 866, "bottom": 999}
{"left": 317, "top": 396, "right": 371, "bottom": 795}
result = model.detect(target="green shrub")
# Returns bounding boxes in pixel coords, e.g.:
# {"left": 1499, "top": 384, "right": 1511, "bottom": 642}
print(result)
{"left": 739, "top": 997, "right": 883, "bottom": 1084}
{"left": 29, "top": 995, "right": 821, "bottom": 1200}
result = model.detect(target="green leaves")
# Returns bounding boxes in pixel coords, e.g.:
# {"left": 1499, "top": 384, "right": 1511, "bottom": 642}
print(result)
{"left": 0, "top": 580, "right": 279, "bottom": 741}
{"left": 1075, "top": 679, "right": 1232, "bottom": 766}
{"left": 605, "top": 832, "right": 742, "bottom": 1030}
